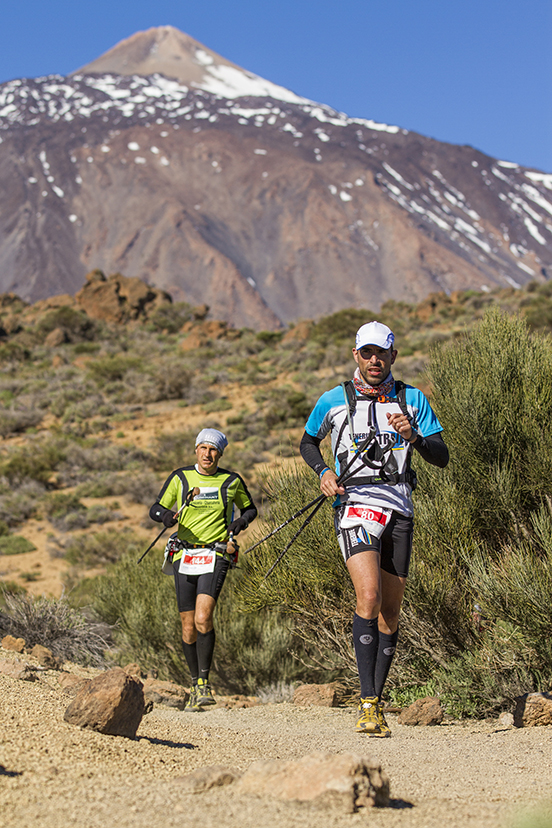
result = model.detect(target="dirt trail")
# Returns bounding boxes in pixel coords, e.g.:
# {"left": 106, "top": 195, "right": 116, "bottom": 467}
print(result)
{"left": 1, "top": 653, "right": 551, "bottom": 828}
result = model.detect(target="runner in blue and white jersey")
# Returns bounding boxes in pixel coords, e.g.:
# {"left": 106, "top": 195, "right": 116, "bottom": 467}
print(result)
{"left": 300, "top": 321, "right": 448, "bottom": 736}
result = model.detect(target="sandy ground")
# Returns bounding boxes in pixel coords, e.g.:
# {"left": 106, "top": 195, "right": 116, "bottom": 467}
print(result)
{"left": 1, "top": 651, "right": 552, "bottom": 828}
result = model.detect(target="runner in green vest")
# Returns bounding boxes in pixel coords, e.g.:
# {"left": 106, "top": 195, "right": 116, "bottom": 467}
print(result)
{"left": 150, "top": 428, "right": 257, "bottom": 711}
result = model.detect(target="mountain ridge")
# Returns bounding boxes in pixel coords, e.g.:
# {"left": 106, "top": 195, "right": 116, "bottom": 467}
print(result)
{"left": 0, "top": 26, "right": 550, "bottom": 329}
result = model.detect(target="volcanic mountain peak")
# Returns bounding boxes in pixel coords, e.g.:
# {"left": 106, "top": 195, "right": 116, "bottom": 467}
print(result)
{"left": 74, "top": 25, "right": 309, "bottom": 104}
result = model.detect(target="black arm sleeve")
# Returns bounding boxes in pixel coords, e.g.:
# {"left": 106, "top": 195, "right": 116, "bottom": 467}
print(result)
{"left": 300, "top": 431, "right": 328, "bottom": 476}
{"left": 239, "top": 504, "right": 258, "bottom": 526}
{"left": 411, "top": 432, "right": 449, "bottom": 468}
{"left": 149, "top": 502, "right": 174, "bottom": 523}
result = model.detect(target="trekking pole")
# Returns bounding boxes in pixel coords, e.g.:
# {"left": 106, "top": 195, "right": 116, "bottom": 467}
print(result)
{"left": 263, "top": 495, "right": 326, "bottom": 579}
{"left": 241, "top": 494, "right": 325, "bottom": 556}
{"left": 260, "top": 431, "right": 378, "bottom": 578}
{"left": 242, "top": 428, "right": 376, "bottom": 558}
{"left": 137, "top": 487, "right": 200, "bottom": 564}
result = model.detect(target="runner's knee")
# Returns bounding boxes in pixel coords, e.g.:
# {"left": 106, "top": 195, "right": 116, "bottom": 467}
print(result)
{"left": 194, "top": 608, "right": 215, "bottom": 632}
{"left": 355, "top": 588, "right": 381, "bottom": 619}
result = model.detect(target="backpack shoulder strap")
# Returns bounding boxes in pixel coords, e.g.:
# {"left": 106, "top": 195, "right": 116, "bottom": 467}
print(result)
{"left": 339, "top": 380, "right": 357, "bottom": 450}
{"left": 393, "top": 380, "right": 411, "bottom": 423}
{"left": 340, "top": 380, "right": 357, "bottom": 417}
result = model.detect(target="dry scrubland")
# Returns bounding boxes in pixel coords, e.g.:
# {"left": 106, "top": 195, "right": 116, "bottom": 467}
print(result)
{"left": 2, "top": 276, "right": 552, "bottom": 828}
{"left": 1, "top": 276, "right": 550, "bottom": 600}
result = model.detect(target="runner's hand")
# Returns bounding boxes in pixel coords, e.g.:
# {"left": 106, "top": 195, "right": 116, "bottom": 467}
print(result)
{"left": 320, "top": 469, "right": 345, "bottom": 497}
{"left": 228, "top": 517, "right": 247, "bottom": 536}
{"left": 162, "top": 511, "right": 177, "bottom": 527}
{"left": 387, "top": 411, "right": 414, "bottom": 442}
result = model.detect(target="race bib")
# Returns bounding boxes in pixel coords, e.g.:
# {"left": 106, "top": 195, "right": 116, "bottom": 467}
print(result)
{"left": 340, "top": 503, "right": 392, "bottom": 539}
{"left": 178, "top": 548, "right": 216, "bottom": 575}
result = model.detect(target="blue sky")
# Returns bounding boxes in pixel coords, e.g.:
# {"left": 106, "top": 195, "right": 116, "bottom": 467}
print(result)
{"left": 2, "top": 0, "right": 550, "bottom": 171}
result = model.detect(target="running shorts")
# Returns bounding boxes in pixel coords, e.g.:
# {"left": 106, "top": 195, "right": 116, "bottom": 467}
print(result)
{"left": 334, "top": 505, "right": 414, "bottom": 578}
{"left": 172, "top": 555, "right": 230, "bottom": 612}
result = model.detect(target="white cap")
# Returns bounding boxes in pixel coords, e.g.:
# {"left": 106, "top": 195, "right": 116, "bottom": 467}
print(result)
{"left": 195, "top": 428, "right": 228, "bottom": 455}
{"left": 355, "top": 321, "right": 395, "bottom": 350}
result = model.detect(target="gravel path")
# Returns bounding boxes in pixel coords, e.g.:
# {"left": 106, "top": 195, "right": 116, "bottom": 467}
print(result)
{"left": 1, "top": 655, "right": 551, "bottom": 828}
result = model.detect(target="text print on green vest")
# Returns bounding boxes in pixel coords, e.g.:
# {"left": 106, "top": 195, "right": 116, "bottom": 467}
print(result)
{"left": 157, "top": 466, "right": 253, "bottom": 548}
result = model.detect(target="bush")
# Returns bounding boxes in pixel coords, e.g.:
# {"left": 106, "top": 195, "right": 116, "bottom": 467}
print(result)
{"left": 0, "top": 535, "right": 37, "bottom": 555}
{"left": 148, "top": 302, "right": 193, "bottom": 333}
{"left": 87, "top": 354, "right": 144, "bottom": 386}
{"left": 38, "top": 306, "right": 97, "bottom": 342}
{"left": 0, "top": 437, "right": 66, "bottom": 485}
{"left": 93, "top": 541, "right": 185, "bottom": 681}
{"left": 64, "top": 529, "right": 134, "bottom": 567}
{"left": 236, "top": 310, "right": 552, "bottom": 716}
{"left": 0, "top": 406, "right": 43, "bottom": 437}
{"left": 149, "top": 430, "right": 196, "bottom": 472}
{"left": 0, "top": 481, "right": 47, "bottom": 526}
{"left": 1, "top": 592, "right": 108, "bottom": 665}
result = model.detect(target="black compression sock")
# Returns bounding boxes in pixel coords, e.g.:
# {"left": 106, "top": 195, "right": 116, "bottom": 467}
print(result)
{"left": 352, "top": 613, "right": 379, "bottom": 699}
{"left": 181, "top": 640, "right": 199, "bottom": 685}
{"left": 374, "top": 628, "right": 399, "bottom": 700}
{"left": 196, "top": 629, "right": 216, "bottom": 681}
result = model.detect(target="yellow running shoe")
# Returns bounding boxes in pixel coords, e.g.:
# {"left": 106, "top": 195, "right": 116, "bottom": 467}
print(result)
{"left": 196, "top": 678, "right": 216, "bottom": 707}
{"left": 377, "top": 702, "right": 392, "bottom": 737}
{"left": 356, "top": 697, "right": 381, "bottom": 734}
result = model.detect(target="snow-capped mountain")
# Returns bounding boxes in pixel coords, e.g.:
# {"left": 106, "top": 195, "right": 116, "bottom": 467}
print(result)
{"left": 0, "top": 26, "right": 550, "bottom": 328}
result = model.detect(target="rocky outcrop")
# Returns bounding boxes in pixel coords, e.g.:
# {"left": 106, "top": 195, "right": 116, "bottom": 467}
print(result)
{"left": 142, "top": 678, "right": 188, "bottom": 710}
{"left": 397, "top": 696, "right": 444, "bottom": 726}
{"left": 514, "top": 692, "right": 552, "bottom": 728}
{"left": 1, "top": 635, "right": 26, "bottom": 653}
{"left": 0, "top": 658, "right": 37, "bottom": 681}
{"left": 30, "top": 645, "right": 59, "bottom": 669}
{"left": 293, "top": 682, "right": 344, "bottom": 708}
{"left": 59, "top": 673, "right": 92, "bottom": 696}
{"left": 175, "top": 765, "right": 242, "bottom": 794}
{"left": 75, "top": 270, "right": 172, "bottom": 324}
{"left": 63, "top": 667, "right": 145, "bottom": 738}
{"left": 234, "top": 752, "right": 390, "bottom": 811}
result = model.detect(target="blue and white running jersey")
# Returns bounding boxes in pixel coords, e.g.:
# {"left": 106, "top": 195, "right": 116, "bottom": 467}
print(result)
{"left": 304, "top": 382, "right": 443, "bottom": 516}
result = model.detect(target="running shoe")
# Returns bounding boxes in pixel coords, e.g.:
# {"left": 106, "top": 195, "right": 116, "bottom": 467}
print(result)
{"left": 376, "top": 702, "right": 392, "bottom": 737}
{"left": 196, "top": 678, "right": 216, "bottom": 707}
{"left": 355, "top": 696, "right": 381, "bottom": 734}
{"left": 184, "top": 685, "right": 201, "bottom": 712}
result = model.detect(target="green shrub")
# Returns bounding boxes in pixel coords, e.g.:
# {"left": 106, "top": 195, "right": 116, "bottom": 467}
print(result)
{"left": 148, "top": 302, "right": 193, "bottom": 333}
{"left": 310, "top": 309, "right": 377, "bottom": 345}
{"left": 0, "top": 342, "right": 31, "bottom": 363}
{"left": 87, "top": 354, "right": 144, "bottom": 386}
{"left": 0, "top": 535, "right": 37, "bottom": 555}
{"left": 0, "top": 438, "right": 66, "bottom": 485}
{"left": 38, "top": 306, "right": 97, "bottom": 342}
{"left": 93, "top": 541, "right": 185, "bottom": 681}
{"left": 236, "top": 310, "right": 552, "bottom": 716}
{"left": 64, "top": 529, "right": 134, "bottom": 567}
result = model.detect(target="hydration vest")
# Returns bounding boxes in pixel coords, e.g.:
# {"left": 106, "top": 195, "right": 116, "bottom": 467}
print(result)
{"left": 336, "top": 380, "right": 417, "bottom": 488}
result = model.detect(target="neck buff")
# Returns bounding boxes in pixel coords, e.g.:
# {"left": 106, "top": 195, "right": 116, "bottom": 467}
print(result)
{"left": 353, "top": 367, "right": 395, "bottom": 398}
